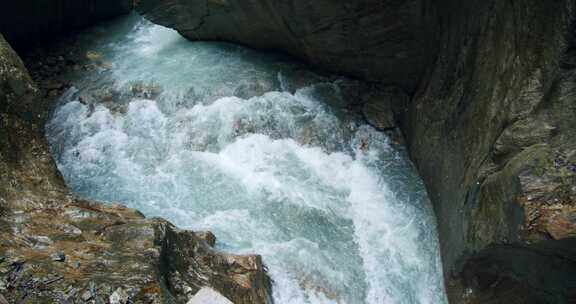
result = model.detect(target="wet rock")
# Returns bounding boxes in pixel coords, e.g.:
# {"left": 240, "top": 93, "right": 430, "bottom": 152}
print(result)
{"left": 81, "top": 290, "right": 93, "bottom": 301}
{"left": 400, "top": 3, "right": 576, "bottom": 295}
{"left": 493, "top": 119, "right": 557, "bottom": 162}
{"left": 362, "top": 87, "right": 408, "bottom": 131}
{"left": 195, "top": 231, "right": 217, "bottom": 247}
{"left": 60, "top": 223, "right": 82, "bottom": 236}
{"left": 160, "top": 224, "right": 273, "bottom": 304}
{"left": 110, "top": 287, "right": 129, "bottom": 304}
{"left": 234, "top": 79, "right": 277, "bottom": 99}
{"left": 454, "top": 239, "right": 576, "bottom": 304}
{"left": 130, "top": 82, "right": 162, "bottom": 99}
{"left": 187, "top": 287, "right": 233, "bottom": 304}
{"left": 279, "top": 69, "right": 329, "bottom": 94}
{"left": 40, "top": 79, "right": 64, "bottom": 90}
{"left": 51, "top": 252, "right": 66, "bottom": 262}
{"left": 0, "top": 33, "right": 41, "bottom": 122}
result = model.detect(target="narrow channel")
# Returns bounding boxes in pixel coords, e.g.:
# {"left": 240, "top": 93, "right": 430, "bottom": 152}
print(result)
{"left": 46, "top": 14, "right": 447, "bottom": 304}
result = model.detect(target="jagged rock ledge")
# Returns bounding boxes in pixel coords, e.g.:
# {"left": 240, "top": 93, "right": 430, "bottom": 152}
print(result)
{"left": 0, "top": 32, "right": 272, "bottom": 304}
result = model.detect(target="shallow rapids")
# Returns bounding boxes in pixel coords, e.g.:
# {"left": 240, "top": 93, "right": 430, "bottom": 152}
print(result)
{"left": 46, "top": 14, "right": 447, "bottom": 304}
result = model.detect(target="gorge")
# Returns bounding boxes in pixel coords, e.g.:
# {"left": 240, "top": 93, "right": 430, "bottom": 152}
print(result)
{"left": 1, "top": 1, "right": 576, "bottom": 304}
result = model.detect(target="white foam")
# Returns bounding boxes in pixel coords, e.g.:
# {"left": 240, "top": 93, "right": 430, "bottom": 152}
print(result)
{"left": 46, "top": 14, "right": 447, "bottom": 304}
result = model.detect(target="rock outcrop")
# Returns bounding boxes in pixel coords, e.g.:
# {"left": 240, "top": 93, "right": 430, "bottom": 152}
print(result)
{"left": 0, "top": 0, "right": 132, "bottom": 50}
{"left": 133, "top": 0, "right": 576, "bottom": 302}
{"left": 0, "top": 33, "right": 272, "bottom": 304}
{"left": 402, "top": 0, "right": 576, "bottom": 296}
{"left": 450, "top": 238, "right": 576, "bottom": 304}
{"left": 135, "top": 0, "right": 438, "bottom": 91}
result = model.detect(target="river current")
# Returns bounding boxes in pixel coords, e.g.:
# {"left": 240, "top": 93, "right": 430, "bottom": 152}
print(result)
{"left": 46, "top": 14, "right": 447, "bottom": 304}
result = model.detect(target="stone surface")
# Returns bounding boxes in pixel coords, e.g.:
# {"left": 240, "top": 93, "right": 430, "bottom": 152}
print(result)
{"left": 362, "top": 87, "right": 407, "bottom": 130}
{"left": 135, "top": 0, "right": 438, "bottom": 91}
{"left": 401, "top": 0, "right": 576, "bottom": 275}
{"left": 187, "top": 287, "right": 234, "bottom": 304}
{"left": 0, "top": 0, "right": 132, "bottom": 50}
{"left": 450, "top": 239, "right": 576, "bottom": 304}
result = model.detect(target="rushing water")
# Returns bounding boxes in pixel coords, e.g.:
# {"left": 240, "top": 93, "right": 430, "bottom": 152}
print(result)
{"left": 46, "top": 14, "right": 447, "bottom": 304}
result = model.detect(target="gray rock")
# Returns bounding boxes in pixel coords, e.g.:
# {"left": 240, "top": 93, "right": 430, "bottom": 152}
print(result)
{"left": 195, "top": 231, "right": 216, "bottom": 247}
{"left": 81, "top": 290, "right": 92, "bottom": 301}
{"left": 187, "top": 287, "right": 233, "bottom": 304}
{"left": 109, "top": 287, "right": 129, "bottom": 304}
{"left": 233, "top": 79, "right": 277, "bottom": 99}
{"left": 51, "top": 252, "right": 66, "bottom": 262}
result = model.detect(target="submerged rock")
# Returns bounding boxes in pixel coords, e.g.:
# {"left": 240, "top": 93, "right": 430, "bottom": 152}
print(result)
{"left": 362, "top": 87, "right": 408, "bottom": 131}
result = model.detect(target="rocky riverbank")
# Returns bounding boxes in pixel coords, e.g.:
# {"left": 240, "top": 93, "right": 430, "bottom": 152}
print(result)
{"left": 0, "top": 24, "right": 273, "bottom": 304}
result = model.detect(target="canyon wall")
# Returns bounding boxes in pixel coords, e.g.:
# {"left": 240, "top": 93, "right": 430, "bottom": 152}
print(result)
{"left": 0, "top": 0, "right": 132, "bottom": 49}
{"left": 405, "top": 0, "right": 576, "bottom": 273}
{"left": 134, "top": 0, "right": 576, "bottom": 302}
{"left": 403, "top": 1, "right": 576, "bottom": 302}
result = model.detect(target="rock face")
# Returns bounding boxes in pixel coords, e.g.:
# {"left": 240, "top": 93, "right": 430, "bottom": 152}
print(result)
{"left": 0, "top": 33, "right": 272, "bottom": 304}
{"left": 132, "top": 0, "right": 576, "bottom": 302}
{"left": 403, "top": 0, "right": 576, "bottom": 274}
{"left": 401, "top": 0, "right": 576, "bottom": 301}
{"left": 0, "top": 0, "right": 132, "bottom": 49}
{"left": 135, "top": 0, "right": 438, "bottom": 91}
{"left": 450, "top": 239, "right": 576, "bottom": 304}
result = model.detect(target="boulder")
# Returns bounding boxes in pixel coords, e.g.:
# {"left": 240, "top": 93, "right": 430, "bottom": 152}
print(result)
{"left": 362, "top": 87, "right": 408, "bottom": 130}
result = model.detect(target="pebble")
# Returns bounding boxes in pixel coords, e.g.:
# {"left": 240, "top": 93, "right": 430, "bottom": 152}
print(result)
{"left": 0, "top": 277, "right": 7, "bottom": 291}
{"left": 110, "top": 287, "right": 129, "bottom": 304}
{"left": 81, "top": 290, "right": 93, "bottom": 301}
{"left": 51, "top": 252, "right": 66, "bottom": 262}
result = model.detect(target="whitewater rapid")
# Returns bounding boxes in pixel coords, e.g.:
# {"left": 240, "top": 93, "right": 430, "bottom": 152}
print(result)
{"left": 46, "top": 14, "right": 447, "bottom": 304}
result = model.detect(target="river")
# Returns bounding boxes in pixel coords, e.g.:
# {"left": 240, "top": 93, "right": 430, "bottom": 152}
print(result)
{"left": 46, "top": 14, "right": 447, "bottom": 304}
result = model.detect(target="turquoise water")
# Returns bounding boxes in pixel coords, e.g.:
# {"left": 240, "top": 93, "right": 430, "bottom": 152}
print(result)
{"left": 46, "top": 14, "right": 447, "bottom": 304}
